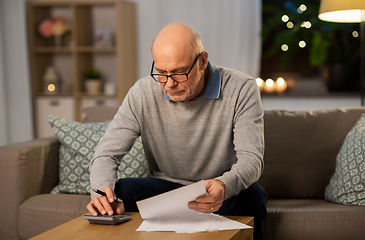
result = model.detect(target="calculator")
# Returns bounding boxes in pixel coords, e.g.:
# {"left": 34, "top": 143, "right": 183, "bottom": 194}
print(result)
{"left": 84, "top": 214, "right": 132, "bottom": 225}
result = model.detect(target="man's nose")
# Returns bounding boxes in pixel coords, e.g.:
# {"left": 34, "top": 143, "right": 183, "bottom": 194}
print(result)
{"left": 165, "top": 76, "right": 177, "bottom": 88}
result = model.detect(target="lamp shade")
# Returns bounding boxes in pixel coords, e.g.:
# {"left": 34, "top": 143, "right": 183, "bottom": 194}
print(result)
{"left": 319, "top": 0, "right": 365, "bottom": 23}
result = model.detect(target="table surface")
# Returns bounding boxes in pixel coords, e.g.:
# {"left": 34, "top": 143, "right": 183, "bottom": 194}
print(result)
{"left": 30, "top": 212, "right": 254, "bottom": 240}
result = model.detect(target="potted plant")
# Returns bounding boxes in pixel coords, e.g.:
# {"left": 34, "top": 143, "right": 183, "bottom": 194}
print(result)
{"left": 262, "top": 0, "right": 360, "bottom": 91}
{"left": 84, "top": 69, "right": 102, "bottom": 94}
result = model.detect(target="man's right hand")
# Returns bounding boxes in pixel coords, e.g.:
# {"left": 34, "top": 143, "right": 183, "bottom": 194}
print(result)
{"left": 86, "top": 187, "right": 125, "bottom": 216}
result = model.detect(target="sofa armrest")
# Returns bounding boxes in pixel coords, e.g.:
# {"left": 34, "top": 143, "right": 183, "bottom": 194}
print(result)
{"left": 0, "top": 137, "right": 60, "bottom": 239}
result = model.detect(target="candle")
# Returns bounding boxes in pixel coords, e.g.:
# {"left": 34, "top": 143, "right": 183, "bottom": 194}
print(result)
{"left": 255, "top": 78, "right": 264, "bottom": 92}
{"left": 264, "top": 79, "right": 275, "bottom": 93}
{"left": 276, "top": 77, "right": 287, "bottom": 93}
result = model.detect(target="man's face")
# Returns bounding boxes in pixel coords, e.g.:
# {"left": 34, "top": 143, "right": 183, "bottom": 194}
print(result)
{"left": 153, "top": 53, "right": 205, "bottom": 102}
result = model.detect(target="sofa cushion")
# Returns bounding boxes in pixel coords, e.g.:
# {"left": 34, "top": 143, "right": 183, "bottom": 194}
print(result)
{"left": 325, "top": 114, "right": 365, "bottom": 205}
{"left": 264, "top": 199, "right": 365, "bottom": 240}
{"left": 259, "top": 107, "right": 365, "bottom": 199}
{"left": 48, "top": 115, "right": 149, "bottom": 194}
{"left": 19, "top": 194, "right": 90, "bottom": 239}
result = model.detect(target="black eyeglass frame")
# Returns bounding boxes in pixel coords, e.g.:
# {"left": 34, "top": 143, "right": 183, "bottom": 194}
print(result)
{"left": 150, "top": 52, "right": 202, "bottom": 83}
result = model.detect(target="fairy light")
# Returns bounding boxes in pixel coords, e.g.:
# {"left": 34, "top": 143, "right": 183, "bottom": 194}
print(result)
{"left": 299, "top": 40, "right": 306, "bottom": 48}
{"left": 287, "top": 22, "right": 294, "bottom": 29}
{"left": 281, "top": 44, "right": 289, "bottom": 51}
{"left": 299, "top": 4, "right": 307, "bottom": 12}
{"left": 304, "top": 21, "right": 312, "bottom": 28}
{"left": 282, "top": 15, "right": 289, "bottom": 22}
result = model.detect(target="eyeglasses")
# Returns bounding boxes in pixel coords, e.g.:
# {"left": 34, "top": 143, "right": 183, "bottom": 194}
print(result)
{"left": 150, "top": 53, "right": 202, "bottom": 83}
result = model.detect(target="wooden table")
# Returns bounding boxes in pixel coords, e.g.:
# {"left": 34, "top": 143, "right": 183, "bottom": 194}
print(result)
{"left": 30, "top": 212, "right": 254, "bottom": 240}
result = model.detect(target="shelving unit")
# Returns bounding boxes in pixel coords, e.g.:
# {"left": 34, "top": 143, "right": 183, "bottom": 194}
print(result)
{"left": 27, "top": 0, "right": 136, "bottom": 138}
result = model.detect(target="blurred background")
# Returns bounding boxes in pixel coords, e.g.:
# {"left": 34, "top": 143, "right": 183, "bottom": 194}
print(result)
{"left": 0, "top": 0, "right": 363, "bottom": 145}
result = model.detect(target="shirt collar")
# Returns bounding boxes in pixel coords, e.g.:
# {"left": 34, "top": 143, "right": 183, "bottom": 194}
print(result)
{"left": 164, "top": 61, "right": 221, "bottom": 100}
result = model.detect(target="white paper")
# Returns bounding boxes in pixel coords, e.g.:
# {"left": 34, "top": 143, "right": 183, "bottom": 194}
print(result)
{"left": 137, "top": 180, "right": 206, "bottom": 219}
{"left": 136, "top": 214, "right": 252, "bottom": 233}
{"left": 136, "top": 214, "right": 214, "bottom": 233}
{"left": 213, "top": 214, "right": 252, "bottom": 231}
{"left": 135, "top": 180, "right": 252, "bottom": 233}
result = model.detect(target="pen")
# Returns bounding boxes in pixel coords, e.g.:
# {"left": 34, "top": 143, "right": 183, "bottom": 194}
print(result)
{"left": 92, "top": 188, "right": 123, "bottom": 203}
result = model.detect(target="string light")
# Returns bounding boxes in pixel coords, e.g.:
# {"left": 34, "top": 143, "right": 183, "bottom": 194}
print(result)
{"left": 297, "top": 4, "right": 307, "bottom": 14}
{"left": 281, "top": 44, "right": 289, "bottom": 51}
{"left": 282, "top": 15, "right": 289, "bottom": 22}
{"left": 352, "top": 31, "right": 359, "bottom": 38}
{"left": 299, "top": 40, "right": 306, "bottom": 48}
{"left": 286, "top": 22, "right": 294, "bottom": 29}
{"left": 299, "top": 4, "right": 307, "bottom": 12}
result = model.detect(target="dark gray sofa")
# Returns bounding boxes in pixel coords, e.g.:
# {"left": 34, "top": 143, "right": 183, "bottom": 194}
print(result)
{"left": 1, "top": 106, "right": 365, "bottom": 240}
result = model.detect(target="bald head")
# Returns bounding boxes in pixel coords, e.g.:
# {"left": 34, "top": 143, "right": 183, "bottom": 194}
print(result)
{"left": 152, "top": 23, "right": 204, "bottom": 62}
{"left": 150, "top": 24, "right": 209, "bottom": 102}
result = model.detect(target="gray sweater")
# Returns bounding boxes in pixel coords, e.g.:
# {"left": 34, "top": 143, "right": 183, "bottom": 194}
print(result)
{"left": 90, "top": 65, "right": 264, "bottom": 200}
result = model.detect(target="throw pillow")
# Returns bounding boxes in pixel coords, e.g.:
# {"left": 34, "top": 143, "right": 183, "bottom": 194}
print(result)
{"left": 325, "top": 114, "right": 365, "bottom": 205}
{"left": 48, "top": 115, "right": 149, "bottom": 194}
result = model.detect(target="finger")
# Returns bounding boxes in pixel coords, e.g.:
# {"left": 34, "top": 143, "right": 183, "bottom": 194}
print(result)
{"left": 114, "top": 202, "right": 125, "bottom": 215}
{"left": 104, "top": 187, "right": 116, "bottom": 203}
{"left": 100, "top": 196, "right": 114, "bottom": 215}
{"left": 92, "top": 196, "right": 109, "bottom": 215}
{"left": 86, "top": 202, "right": 99, "bottom": 216}
{"left": 195, "top": 193, "right": 214, "bottom": 203}
{"left": 188, "top": 201, "right": 212, "bottom": 213}
{"left": 210, "top": 204, "right": 219, "bottom": 213}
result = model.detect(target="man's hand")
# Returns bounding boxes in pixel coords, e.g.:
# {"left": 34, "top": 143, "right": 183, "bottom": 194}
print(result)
{"left": 188, "top": 179, "right": 225, "bottom": 213}
{"left": 86, "top": 187, "right": 125, "bottom": 216}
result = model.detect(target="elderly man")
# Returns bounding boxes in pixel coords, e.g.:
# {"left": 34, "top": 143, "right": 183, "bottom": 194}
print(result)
{"left": 87, "top": 23, "right": 267, "bottom": 240}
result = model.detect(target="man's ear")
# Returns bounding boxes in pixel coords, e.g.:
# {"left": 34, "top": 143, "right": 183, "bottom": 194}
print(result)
{"left": 200, "top": 51, "right": 209, "bottom": 70}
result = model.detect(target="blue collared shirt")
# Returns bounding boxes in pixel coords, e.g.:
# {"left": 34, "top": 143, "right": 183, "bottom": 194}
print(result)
{"left": 164, "top": 61, "right": 221, "bottom": 100}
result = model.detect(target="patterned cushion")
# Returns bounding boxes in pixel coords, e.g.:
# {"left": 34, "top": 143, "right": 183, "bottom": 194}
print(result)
{"left": 325, "top": 114, "right": 365, "bottom": 205}
{"left": 48, "top": 115, "right": 149, "bottom": 194}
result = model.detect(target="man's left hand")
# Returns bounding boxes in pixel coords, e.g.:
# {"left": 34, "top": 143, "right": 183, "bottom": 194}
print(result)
{"left": 188, "top": 179, "right": 225, "bottom": 213}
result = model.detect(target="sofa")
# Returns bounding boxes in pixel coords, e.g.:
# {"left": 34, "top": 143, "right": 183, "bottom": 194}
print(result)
{"left": 1, "top": 106, "right": 365, "bottom": 240}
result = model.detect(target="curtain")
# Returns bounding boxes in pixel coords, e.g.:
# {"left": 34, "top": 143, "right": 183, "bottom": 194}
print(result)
{"left": 130, "top": 0, "right": 262, "bottom": 79}
{"left": 0, "top": 0, "right": 7, "bottom": 145}
{"left": 0, "top": 0, "right": 33, "bottom": 146}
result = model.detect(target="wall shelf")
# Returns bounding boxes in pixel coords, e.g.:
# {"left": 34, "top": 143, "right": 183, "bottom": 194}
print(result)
{"left": 27, "top": 0, "right": 137, "bottom": 138}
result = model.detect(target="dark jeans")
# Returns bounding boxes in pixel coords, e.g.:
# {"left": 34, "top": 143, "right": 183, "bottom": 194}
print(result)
{"left": 115, "top": 177, "right": 267, "bottom": 240}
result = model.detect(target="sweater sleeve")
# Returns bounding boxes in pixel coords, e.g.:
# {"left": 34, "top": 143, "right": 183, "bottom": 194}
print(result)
{"left": 89, "top": 85, "right": 142, "bottom": 199}
{"left": 216, "top": 79, "right": 264, "bottom": 199}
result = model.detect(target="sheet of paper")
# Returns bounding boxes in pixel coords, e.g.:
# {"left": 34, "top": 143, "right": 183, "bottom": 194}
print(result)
{"left": 136, "top": 180, "right": 252, "bottom": 233}
{"left": 136, "top": 214, "right": 252, "bottom": 233}
{"left": 137, "top": 180, "right": 206, "bottom": 219}
{"left": 136, "top": 214, "right": 214, "bottom": 233}
{"left": 213, "top": 214, "right": 252, "bottom": 231}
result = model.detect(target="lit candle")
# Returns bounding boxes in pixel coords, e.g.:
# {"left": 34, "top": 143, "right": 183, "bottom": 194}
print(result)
{"left": 264, "top": 79, "right": 275, "bottom": 93}
{"left": 276, "top": 77, "right": 287, "bottom": 93}
{"left": 255, "top": 78, "right": 264, "bottom": 92}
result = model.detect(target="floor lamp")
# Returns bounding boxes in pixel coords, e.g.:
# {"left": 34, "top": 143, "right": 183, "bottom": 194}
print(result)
{"left": 318, "top": 0, "right": 365, "bottom": 105}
